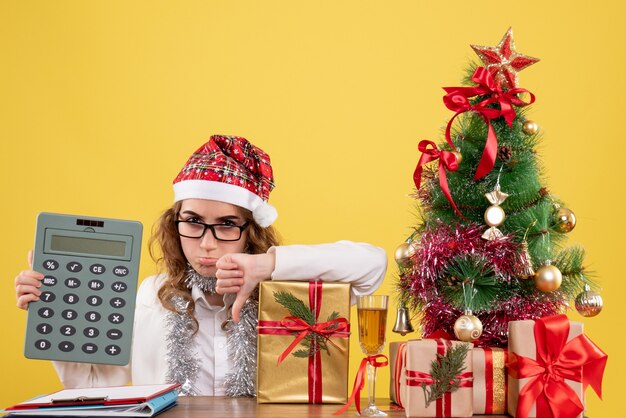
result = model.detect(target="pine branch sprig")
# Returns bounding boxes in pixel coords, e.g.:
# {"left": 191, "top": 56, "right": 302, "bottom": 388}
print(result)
{"left": 422, "top": 344, "right": 470, "bottom": 408}
{"left": 274, "top": 291, "right": 315, "bottom": 325}
{"left": 273, "top": 290, "right": 341, "bottom": 358}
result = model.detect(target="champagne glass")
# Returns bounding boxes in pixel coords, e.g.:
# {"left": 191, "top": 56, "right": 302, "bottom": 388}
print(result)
{"left": 357, "top": 295, "right": 389, "bottom": 417}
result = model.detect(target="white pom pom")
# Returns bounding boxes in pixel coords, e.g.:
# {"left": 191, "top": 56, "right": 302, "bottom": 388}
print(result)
{"left": 252, "top": 201, "right": 278, "bottom": 227}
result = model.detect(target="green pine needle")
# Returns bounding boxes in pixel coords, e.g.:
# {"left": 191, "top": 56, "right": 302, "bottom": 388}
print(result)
{"left": 274, "top": 291, "right": 315, "bottom": 325}
{"left": 292, "top": 349, "right": 311, "bottom": 358}
{"left": 440, "top": 255, "right": 499, "bottom": 311}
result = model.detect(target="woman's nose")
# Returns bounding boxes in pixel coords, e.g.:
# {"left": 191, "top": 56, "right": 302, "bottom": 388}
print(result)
{"left": 199, "top": 229, "right": 218, "bottom": 250}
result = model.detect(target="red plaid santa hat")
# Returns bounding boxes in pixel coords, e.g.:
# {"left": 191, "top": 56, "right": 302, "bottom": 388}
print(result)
{"left": 173, "top": 135, "right": 277, "bottom": 227}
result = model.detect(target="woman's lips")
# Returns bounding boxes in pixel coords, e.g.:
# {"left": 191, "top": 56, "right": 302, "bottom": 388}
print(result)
{"left": 198, "top": 257, "right": 217, "bottom": 267}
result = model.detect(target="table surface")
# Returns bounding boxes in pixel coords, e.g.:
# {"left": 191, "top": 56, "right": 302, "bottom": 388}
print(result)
{"left": 160, "top": 397, "right": 505, "bottom": 417}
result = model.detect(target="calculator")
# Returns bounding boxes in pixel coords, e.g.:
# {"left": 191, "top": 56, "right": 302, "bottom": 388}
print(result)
{"left": 24, "top": 212, "right": 143, "bottom": 366}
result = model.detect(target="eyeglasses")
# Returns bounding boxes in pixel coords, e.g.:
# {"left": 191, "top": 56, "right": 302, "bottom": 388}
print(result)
{"left": 175, "top": 220, "right": 250, "bottom": 241}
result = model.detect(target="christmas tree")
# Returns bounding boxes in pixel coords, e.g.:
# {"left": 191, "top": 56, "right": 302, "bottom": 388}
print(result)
{"left": 396, "top": 28, "right": 603, "bottom": 347}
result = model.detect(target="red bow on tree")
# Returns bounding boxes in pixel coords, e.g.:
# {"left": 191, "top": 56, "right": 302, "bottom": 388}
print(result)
{"left": 413, "top": 140, "right": 463, "bottom": 218}
{"left": 508, "top": 315, "right": 607, "bottom": 418}
{"left": 443, "top": 66, "right": 535, "bottom": 180}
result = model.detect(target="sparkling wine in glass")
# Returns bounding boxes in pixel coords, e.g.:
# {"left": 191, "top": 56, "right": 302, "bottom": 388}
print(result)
{"left": 357, "top": 295, "right": 389, "bottom": 417}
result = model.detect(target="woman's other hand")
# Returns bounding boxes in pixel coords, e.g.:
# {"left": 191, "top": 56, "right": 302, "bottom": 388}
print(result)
{"left": 15, "top": 250, "right": 44, "bottom": 310}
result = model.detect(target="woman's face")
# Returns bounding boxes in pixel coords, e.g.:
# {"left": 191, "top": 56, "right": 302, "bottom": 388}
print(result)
{"left": 178, "top": 199, "right": 248, "bottom": 277}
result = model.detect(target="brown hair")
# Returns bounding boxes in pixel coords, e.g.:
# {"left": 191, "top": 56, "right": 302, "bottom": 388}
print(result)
{"left": 149, "top": 201, "right": 281, "bottom": 332}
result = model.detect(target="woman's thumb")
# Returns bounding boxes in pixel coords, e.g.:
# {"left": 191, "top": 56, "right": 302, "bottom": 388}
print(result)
{"left": 231, "top": 293, "right": 246, "bottom": 323}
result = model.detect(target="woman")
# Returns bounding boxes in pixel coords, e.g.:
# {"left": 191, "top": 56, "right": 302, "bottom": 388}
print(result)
{"left": 15, "top": 135, "right": 387, "bottom": 396}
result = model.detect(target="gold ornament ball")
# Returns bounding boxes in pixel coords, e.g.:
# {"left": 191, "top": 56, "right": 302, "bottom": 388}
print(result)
{"left": 394, "top": 242, "right": 416, "bottom": 269}
{"left": 534, "top": 264, "right": 563, "bottom": 292}
{"left": 575, "top": 288, "right": 603, "bottom": 317}
{"left": 453, "top": 313, "right": 483, "bottom": 342}
{"left": 522, "top": 120, "right": 539, "bottom": 135}
{"left": 484, "top": 205, "right": 506, "bottom": 227}
{"left": 554, "top": 207, "right": 576, "bottom": 233}
{"left": 452, "top": 151, "right": 463, "bottom": 165}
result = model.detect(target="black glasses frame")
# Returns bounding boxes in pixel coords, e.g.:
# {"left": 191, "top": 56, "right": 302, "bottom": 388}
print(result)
{"left": 175, "top": 220, "right": 250, "bottom": 241}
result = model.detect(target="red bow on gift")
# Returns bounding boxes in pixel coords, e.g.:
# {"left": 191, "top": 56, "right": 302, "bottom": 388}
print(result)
{"left": 508, "top": 314, "right": 608, "bottom": 418}
{"left": 443, "top": 66, "right": 535, "bottom": 180}
{"left": 413, "top": 140, "right": 463, "bottom": 218}
{"left": 277, "top": 316, "right": 349, "bottom": 364}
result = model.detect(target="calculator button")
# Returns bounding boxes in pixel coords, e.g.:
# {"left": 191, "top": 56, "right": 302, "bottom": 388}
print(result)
{"left": 108, "top": 313, "right": 124, "bottom": 324}
{"left": 86, "top": 295, "right": 103, "bottom": 306}
{"left": 105, "top": 345, "right": 121, "bottom": 356}
{"left": 61, "top": 309, "right": 77, "bottom": 320}
{"left": 110, "top": 297, "right": 126, "bottom": 308}
{"left": 83, "top": 327, "right": 100, "bottom": 338}
{"left": 63, "top": 293, "right": 79, "bottom": 304}
{"left": 38, "top": 307, "right": 54, "bottom": 318}
{"left": 42, "top": 276, "right": 57, "bottom": 286}
{"left": 82, "top": 343, "right": 98, "bottom": 354}
{"left": 35, "top": 339, "right": 51, "bottom": 350}
{"left": 36, "top": 323, "right": 53, "bottom": 334}
{"left": 85, "top": 311, "right": 101, "bottom": 322}
{"left": 89, "top": 264, "right": 106, "bottom": 275}
{"left": 66, "top": 261, "right": 82, "bottom": 273}
{"left": 60, "top": 325, "right": 76, "bottom": 336}
{"left": 113, "top": 266, "right": 129, "bottom": 277}
{"left": 58, "top": 341, "right": 75, "bottom": 352}
{"left": 65, "top": 278, "right": 81, "bottom": 289}
{"left": 107, "top": 329, "right": 123, "bottom": 340}
{"left": 42, "top": 260, "right": 59, "bottom": 271}
{"left": 88, "top": 280, "right": 104, "bottom": 291}
{"left": 40, "top": 291, "right": 56, "bottom": 303}
{"left": 112, "top": 282, "right": 127, "bottom": 293}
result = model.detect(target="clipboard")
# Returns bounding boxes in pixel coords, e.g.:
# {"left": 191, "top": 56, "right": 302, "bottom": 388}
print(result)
{"left": 6, "top": 384, "right": 180, "bottom": 410}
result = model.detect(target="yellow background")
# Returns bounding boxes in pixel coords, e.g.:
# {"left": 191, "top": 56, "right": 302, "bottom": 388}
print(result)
{"left": 1, "top": 1, "right": 623, "bottom": 415}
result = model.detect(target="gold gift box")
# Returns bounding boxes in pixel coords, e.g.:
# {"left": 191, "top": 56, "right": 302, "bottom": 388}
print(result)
{"left": 256, "top": 280, "right": 351, "bottom": 403}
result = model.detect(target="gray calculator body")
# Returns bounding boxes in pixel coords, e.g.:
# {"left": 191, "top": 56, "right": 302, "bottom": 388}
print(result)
{"left": 24, "top": 212, "right": 143, "bottom": 366}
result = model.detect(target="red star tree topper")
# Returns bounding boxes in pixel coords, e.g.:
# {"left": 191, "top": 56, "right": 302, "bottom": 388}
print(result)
{"left": 471, "top": 27, "right": 539, "bottom": 89}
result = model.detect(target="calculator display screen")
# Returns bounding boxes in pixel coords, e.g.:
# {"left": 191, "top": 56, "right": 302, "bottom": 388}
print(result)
{"left": 50, "top": 235, "right": 126, "bottom": 257}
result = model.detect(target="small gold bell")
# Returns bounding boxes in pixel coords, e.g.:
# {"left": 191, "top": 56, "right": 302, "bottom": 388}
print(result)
{"left": 392, "top": 304, "right": 415, "bottom": 336}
